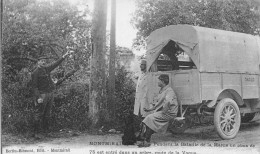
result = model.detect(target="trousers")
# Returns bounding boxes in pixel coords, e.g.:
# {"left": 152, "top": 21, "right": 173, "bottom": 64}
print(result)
{"left": 139, "top": 122, "right": 154, "bottom": 142}
{"left": 34, "top": 92, "right": 54, "bottom": 134}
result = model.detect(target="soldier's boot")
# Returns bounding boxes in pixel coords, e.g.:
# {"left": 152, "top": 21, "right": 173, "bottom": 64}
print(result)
{"left": 136, "top": 123, "right": 146, "bottom": 141}
{"left": 144, "top": 127, "right": 154, "bottom": 143}
{"left": 42, "top": 117, "right": 53, "bottom": 137}
{"left": 137, "top": 126, "right": 153, "bottom": 147}
{"left": 32, "top": 112, "right": 44, "bottom": 139}
{"left": 33, "top": 121, "right": 44, "bottom": 139}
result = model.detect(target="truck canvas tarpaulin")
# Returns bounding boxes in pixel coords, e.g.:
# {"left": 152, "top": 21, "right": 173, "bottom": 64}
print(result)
{"left": 146, "top": 24, "right": 260, "bottom": 74}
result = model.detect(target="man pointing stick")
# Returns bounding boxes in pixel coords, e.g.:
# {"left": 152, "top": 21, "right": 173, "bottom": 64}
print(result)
{"left": 31, "top": 50, "right": 73, "bottom": 139}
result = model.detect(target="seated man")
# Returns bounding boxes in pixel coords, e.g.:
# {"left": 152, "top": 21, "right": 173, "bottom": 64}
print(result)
{"left": 138, "top": 74, "right": 178, "bottom": 147}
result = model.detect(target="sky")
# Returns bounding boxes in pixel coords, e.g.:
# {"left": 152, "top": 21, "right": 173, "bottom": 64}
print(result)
{"left": 70, "top": 0, "right": 139, "bottom": 50}
{"left": 68, "top": 0, "right": 144, "bottom": 72}
{"left": 107, "top": 0, "right": 137, "bottom": 49}
{"left": 69, "top": 0, "right": 146, "bottom": 56}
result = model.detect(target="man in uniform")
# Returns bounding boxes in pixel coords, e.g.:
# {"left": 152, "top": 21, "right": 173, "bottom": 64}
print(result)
{"left": 138, "top": 74, "right": 178, "bottom": 147}
{"left": 133, "top": 59, "right": 149, "bottom": 118}
{"left": 31, "top": 51, "right": 72, "bottom": 138}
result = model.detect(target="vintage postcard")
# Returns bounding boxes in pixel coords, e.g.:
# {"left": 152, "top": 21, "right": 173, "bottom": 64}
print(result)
{"left": 1, "top": 0, "right": 260, "bottom": 154}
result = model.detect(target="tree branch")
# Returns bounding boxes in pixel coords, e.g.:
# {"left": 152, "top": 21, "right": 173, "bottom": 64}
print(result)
{"left": 56, "top": 68, "right": 80, "bottom": 86}
{"left": 6, "top": 57, "right": 37, "bottom": 63}
{"left": 49, "top": 45, "right": 60, "bottom": 58}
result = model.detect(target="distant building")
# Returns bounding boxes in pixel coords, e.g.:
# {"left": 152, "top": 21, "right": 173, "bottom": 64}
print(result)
{"left": 118, "top": 52, "right": 135, "bottom": 71}
{"left": 116, "top": 47, "right": 135, "bottom": 71}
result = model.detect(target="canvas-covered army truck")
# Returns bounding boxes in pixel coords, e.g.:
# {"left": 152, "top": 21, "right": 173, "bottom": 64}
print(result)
{"left": 144, "top": 24, "right": 260, "bottom": 139}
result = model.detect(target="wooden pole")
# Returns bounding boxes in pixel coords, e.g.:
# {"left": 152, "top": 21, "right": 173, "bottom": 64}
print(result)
{"left": 89, "top": 0, "right": 107, "bottom": 126}
{"left": 108, "top": 0, "right": 116, "bottom": 120}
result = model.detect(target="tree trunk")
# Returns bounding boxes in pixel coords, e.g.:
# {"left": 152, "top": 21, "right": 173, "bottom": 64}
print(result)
{"left": 0, "top": 0, "right": 2, "bottom": 134}
{"left": 108, "top": 0, "right": 116, "bottom": 120}
{"left": 89, "top": 0, "right": 107, "bottom": 127}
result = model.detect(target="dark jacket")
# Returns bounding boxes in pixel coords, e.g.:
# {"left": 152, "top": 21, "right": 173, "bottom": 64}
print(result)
{"left": 31, "top": 57, "right": 65, "bottom": 97}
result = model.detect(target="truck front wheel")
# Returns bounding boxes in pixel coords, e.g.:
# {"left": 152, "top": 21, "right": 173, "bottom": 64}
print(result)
{"left": 214, "top": 98, "right": 241, "bottom": 139}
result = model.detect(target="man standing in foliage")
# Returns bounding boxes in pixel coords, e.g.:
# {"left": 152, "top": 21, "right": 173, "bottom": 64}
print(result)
{"left": 134, "top": 59, "right": 149, "bottom": 118}
{"left": 31, "top": 51, "right": 72, "bottom": 138}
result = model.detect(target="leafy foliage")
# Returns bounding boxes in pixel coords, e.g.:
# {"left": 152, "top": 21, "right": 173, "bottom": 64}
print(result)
{"left": 114, "top": 66, "right": 136, "bottom": 129}
{"left": 2, "top": 64, "right": 136, "bottom": 134}
{"left": 52, "top": 82, "right": 90, "bottom": 131}
{"left": 2, "top": 69, "right": 90, "bottom": 133}
{"left": 3, "top": 0, "right": 91, "bottom": 76}
{"left": 132, "top": 0, "right": 260, "bottom": 48}
{"left": 2, "top": 0, "right": 92, "bottom": 134}
{"left": 2, "top": 69, "right": 35, "bottom": 134}
{"left": 2, "top": 0, "right": 138, "bottom": 135}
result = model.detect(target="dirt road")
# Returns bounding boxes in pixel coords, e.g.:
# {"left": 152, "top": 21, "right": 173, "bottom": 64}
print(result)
{"left": 2, "top": 116, "right": 260, "bottom": 154}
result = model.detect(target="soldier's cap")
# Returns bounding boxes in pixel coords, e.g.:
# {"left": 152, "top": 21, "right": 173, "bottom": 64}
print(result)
{"left": 140, "top": 59, "right": 146, "bottom": 65}
{"left": 158, "top": 74, "right": 169, "bottom": 83}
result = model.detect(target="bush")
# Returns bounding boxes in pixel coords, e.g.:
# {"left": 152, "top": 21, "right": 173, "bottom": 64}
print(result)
{"left": 113, "top": 66, "right": 136, "bottom": 129}
{"left": 2, "top": 65, "right": 137, "bottom": 134}
{"left": 51, "top": 82, "right": 90, "bottom": 131}
{"left": 2, "top": 68, "right": 90, "bottom": 134}
{"left": 2, "top": 68, "right": 36, "bottom": 134}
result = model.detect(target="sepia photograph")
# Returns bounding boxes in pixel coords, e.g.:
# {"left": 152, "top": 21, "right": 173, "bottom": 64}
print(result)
{"left": 1, "top": 0, "right": 260, "bottom": 154}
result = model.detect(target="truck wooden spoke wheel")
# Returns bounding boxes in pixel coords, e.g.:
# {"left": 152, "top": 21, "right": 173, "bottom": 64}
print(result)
{"left": 214, "top": 98, "right": 241, "bottom": 139}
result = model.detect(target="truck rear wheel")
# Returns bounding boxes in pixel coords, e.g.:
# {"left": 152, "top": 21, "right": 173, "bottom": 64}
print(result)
{"left": 214, "top": 98, "right": 241, "bottom": 139}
